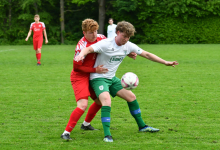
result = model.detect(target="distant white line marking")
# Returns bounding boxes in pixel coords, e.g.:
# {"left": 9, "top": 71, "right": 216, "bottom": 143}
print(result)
{"left": 0, "top": 49, "right": 15, "bottom": 52}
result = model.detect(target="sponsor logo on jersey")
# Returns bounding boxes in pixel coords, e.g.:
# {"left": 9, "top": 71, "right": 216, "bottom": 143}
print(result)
{"left": 109, "top": 56, "right": 124, "bottom": 63}
{"left": 34, "top": 28, "right": 40, "bottom": 31}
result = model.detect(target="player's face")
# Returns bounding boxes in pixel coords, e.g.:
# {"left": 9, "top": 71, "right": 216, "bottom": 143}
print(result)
{"left": 109, "top": 19, "right": 113, "bottom": 25}
{"left": 83, "top": 30, "right": 97, "bottom": 42}
{"left": 34, "top": 16, "right": 40, "bottom": 22}
{"left": 116, "top": 31, "right": 130, "bottom": 46}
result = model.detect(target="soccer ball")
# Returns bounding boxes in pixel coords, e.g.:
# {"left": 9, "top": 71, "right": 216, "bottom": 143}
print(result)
{"left": 121, "top": 72, "right": 139, "bottom": 90}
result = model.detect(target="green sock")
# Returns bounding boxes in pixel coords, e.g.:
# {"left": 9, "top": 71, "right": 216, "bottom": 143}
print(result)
{"left": 101, "top": 106, "right": 111, "bottom": 136}
{"left": 127, "top": 100, "right": 146, "bottom": 128}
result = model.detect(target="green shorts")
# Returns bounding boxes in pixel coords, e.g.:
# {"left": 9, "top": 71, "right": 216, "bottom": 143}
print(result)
{"left": 89, "top": 77, "right": 123, "bottom": 98}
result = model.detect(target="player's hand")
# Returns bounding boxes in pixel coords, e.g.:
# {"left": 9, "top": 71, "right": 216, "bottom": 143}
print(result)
{"left": 75, "top": 54, "right": 84, "bottom": 62}
{"left": 25, "top": 38, "right": 28, "bottom": 41}
{"left": 127, "top": 52, "right": 137, "bottom": 60}
{"left": 96, "top": 65, "right": 108, "bottom": 74}
{"left": 45, "top": 40, "right": 48, "bottom": 44}
{"left": 165, "top": 61, "right": 179, "bottom": 67}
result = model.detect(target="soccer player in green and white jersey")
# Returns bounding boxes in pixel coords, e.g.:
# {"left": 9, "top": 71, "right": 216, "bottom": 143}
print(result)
{"left": 75, "top": 21, "right": 179, "bottom": 142}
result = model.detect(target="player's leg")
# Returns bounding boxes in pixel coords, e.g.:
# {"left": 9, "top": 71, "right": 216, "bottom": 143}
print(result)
{"left": 81, "top": 85, "right": 101, "bottom": 130}
{"left": 99, "top": 92, "right": 113, "bottom": 142}
{"left": 90, "top": 78, "right": 113, "bottom": 142}
{"left": 61, "top": 79, "right": 90, "bottom": 140}
{"left": 33, "top": 40, "right": 40, "bottom": 65}
{"left": 36, "top": 39, "right": 43, "bottom": 65}
{"left": 112, "top": 77, "right": 159, "bottom": 132}
{"left": 61, "top": 98, "right": 88, "bottom": 140}
{"left": 117, "top": 89, "right": 159, "bottom": 132}
{"left": 36, "top": 48, "right": 41, "bottom": 65}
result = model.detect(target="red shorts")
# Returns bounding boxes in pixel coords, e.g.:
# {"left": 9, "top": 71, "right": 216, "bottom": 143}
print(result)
{"left": 33, "top": 40, "right": 43, "bottom": 50}
{"left": 71, "top": 77, "right": 97, "bottom": 102}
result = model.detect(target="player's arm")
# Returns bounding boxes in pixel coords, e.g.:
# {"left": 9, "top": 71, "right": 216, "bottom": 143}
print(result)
{"left": 127, "top": 52, "right": 137, "bottom": 60}
{"left": 25, "top": 29, "right": 32, "bottom": 41}
{"left": 140, "top": 50, "right": 179, "bottom": 67}
{"left": 75, "top": 46, "right": 94, "bottom": 62}
{"left": 74, "top": 64, "right": 108, "bottom": 74}
{"left": 43, "top": 29, "right": 48, "bottom": 44}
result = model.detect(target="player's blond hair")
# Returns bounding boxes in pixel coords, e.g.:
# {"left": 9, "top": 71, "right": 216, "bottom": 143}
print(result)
{"left": 34, "top": 14, "right": 40, "bottom": 18}
{"left": 116, "top": 21, "right": 136, "bottom": 37}
{"left": 82, "top": 19, "right": 99, "bottom": 32}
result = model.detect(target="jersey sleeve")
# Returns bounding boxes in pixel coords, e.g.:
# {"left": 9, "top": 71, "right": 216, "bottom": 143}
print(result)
{"left": 90, "top": 40, "right": 107, "bottom": 53}
{"left": 73, "top": 47, "right": 83, "bottom": 66}
{"left": 127, "top": 42, "right": 143, "bottom": 55}
{"left": 73, "top": 39, "right": 86, "bottom": 65}
{"left": 41, "top": 22, "right": 46, "bottom": 29}
{"left": 30, "top": 23, "right": 34, "bottom": 30}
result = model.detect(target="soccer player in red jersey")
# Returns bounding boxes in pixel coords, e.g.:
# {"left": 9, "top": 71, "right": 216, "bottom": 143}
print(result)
{"left": 61, "top": 19, "right": 108, "bottom": 140}
{"left": 25, "top": 14, "right": 48, "bottom": 66}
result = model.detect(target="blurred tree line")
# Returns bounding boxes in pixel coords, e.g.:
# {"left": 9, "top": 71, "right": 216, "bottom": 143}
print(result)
{"left": 1, "top": 0, "right": 220, "bottom": 45}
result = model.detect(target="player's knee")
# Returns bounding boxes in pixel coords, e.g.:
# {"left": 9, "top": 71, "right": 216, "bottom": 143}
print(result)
{"left": 36, "top": 49, "right": 41, "bottom": 53}
{"left": 99, "top": 93, "right": 111, "bottom": 106}
{"left": 77, "top": 100, "right": 88, "bottom": 111}
{"left": 78, "top": 103, "right": 88, "bottom": 111}
{"left": 127, "top": 91, "right": 136, "bottom": 101}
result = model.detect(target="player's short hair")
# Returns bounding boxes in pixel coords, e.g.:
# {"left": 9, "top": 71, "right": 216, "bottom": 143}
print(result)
{"left": 34, "top": 14, "right": 40, "bottom": 18}
{"left": 116, "top": 21, "right": 136, "bottom": 37}
{"left": 109, "top": 18, "right": 113, "bottom": 21}
{"left": 82, "top": 19, "right": 99, "bottom": 32}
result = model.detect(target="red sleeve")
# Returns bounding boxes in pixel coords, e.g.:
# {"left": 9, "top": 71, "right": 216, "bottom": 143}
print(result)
{"left": 74, "top": 63, "right": 96, "bottom": 73}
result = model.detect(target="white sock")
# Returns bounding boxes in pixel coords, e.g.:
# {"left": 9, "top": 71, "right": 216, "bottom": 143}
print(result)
{"left": 83, "top": 121, "right": 90, "bottom": 126}
{"left": 63, "top": 130, "right": 70, "bottom": 135}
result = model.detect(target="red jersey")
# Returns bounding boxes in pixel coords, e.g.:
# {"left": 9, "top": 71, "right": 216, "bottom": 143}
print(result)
{"left": 71, "top": 34, "right": 106, "bottom": 79}
{"left": 30, "top": 22, "right": 45, "bottom": 41}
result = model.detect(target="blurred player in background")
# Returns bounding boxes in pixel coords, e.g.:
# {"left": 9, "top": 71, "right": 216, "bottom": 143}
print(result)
{"left": 107, "top": 18, "right": 117, "bottom": 38}
{"left": 25, "top": 14, "right": 48, "bottom": 66}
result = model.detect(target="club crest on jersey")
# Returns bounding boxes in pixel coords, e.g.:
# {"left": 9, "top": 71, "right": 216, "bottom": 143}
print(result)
{"left": 123, "top": 50, "right": 128, "bottom": 55}
{"left": 99, "top": 85, "right": 104, "bottom": 90}
{"left": 39, "top": 25, "right": 41, "bottom": 27}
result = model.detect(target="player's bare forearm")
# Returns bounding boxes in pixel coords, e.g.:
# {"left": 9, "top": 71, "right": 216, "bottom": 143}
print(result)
{"left": 141, "top": 51, "right": 166, "bottom": 64}
{"left": 44, "top": 30, "right": 48, "bottom": 43}
{"left": 140, "top": 51, "right": 179, "bottom": 67}
{"left": 82, "top": 46, "right": 94, "bottom": 55}
{"left": 25, "top": 30, "right": 32, "bottom": 41}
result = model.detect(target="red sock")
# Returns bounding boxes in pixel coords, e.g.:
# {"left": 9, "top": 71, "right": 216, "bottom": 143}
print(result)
{"left": 84, "top": 102, "right": 102, "bottom": 123}
{"left": 65, "top": 107, "right": 84, "bottom": 132}
{"left": 36, "top": 53, "right": 41, "bottom": 63}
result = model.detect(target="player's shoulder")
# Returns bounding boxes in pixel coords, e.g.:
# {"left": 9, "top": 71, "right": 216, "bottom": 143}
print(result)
{"left": 124, "top": 41, "right": 138, "bottom": 48}
{"left": 76, "top": 37, "right": 86, "bottom": 48}
{"left": 126, "top": 41, "right": 136, "bottom": 45}
{"left": 97, "top": 34, "right": 107, "bottom": 39}
{"left": 78, "top": 36, "right": 85, "bottom": 43}
{"left": 39, "top": 22, "right": 46, "bottom": 26}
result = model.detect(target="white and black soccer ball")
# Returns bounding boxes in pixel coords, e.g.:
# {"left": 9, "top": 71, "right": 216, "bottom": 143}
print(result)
{"left": 121, "top": 72, "right": 139, "bottom": 90}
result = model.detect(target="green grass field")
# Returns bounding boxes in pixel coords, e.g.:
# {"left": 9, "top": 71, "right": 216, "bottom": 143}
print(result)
{"left": 0, "top": 44, "right": 220, "bottom": 150}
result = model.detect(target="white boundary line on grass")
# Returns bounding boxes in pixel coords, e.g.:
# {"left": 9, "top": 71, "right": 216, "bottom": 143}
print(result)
{"left": 0, "top": 49, "right": 15, "bottom": 52}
